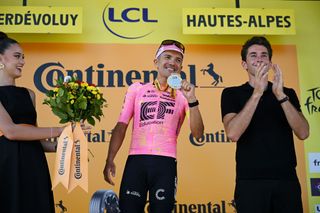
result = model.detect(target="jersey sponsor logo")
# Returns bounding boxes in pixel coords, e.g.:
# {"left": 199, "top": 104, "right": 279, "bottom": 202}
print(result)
{"left": 140, "top": 101, "right": 175, "bottom": 122}
{"left": 157, "top": 102, "right": 175, "bottom": 119}
{"left": 126, "top": 190, "right": 141, "bottom": 197}
{"left": 143, "top": 90, "right": 158, "bottom": 98}
{"left": 155, "top": 189, "right": 165, "bottom": 200}
{"left": 140, "top": 101, "right": 158, "bottom": 121}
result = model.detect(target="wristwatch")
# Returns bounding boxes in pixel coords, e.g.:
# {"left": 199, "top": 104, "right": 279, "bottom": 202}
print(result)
{"left": 188, "top": 100, "right": 199, "bottom": 108}
{"left": 278, "top": 96, "right": 289, "bottom": 104}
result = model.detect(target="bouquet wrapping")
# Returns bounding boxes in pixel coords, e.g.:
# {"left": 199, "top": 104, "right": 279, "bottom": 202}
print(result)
{"left": 44, "top": 76, "right": 106, "bottom": 192}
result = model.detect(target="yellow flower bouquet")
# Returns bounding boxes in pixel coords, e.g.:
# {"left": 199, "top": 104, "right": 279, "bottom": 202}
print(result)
{"left": 43, "top": 76, "right": 106, "bottom": 125}
{"left": 43, "top": 76, "right": 106, "bottom": 192}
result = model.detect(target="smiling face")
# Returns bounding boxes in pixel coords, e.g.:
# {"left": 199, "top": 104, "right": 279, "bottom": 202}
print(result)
{"left": 242, "top": 44, "right": 271, "bottom": 78}
{"left": 0, "top": 43, "right": 25, "bottom": 79}
{"left": 154, "top": 50, "right": 183, "bottom": 82}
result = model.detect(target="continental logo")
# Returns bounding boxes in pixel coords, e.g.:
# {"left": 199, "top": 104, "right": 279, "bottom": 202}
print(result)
{"left": 102, "top": 1, "right": 158, "bottom": 39}
{"left": 33, "top": 62, "right": 224, "bottom": 93}
{"left": 190, "top": 130, "right": 233, "bottom": 146}
{"left": 81, "top": 129, "right": 233, "bottom": 147}
{"left": 58, "top": 136, "right": 69, "bottom": 175}
{"left": 55, "top": 200, "right": 67, "bottom": 213}
{"left": 87, "top": 129, "right": 111, "bottom": 143}
{"left": 0, "top": 6, "right": 82, "bottom": 33}
{"left": 74, "top": 140, "right": 82, "bottom": 179}
{"left": 145, "top": 200, "right": 235, "bottom": 213}
{"left": 304, "top": 87, "right": 320, "bottom": 115}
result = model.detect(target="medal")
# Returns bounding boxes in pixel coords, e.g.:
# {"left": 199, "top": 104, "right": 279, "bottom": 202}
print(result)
{"left": 167, "top": 73, "right": 182, "bottom": 90}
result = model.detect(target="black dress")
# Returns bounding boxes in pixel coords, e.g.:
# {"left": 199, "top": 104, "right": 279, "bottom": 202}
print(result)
{"left": 0, "top": 86, "right": 54, "bottom": 213}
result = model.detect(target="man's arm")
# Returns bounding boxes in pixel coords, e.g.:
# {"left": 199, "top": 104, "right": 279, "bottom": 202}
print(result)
{"left": 223, "top": 92, "right": 261, "bottom": 142}
{"left": 103, "top": 122, "right": 128, "bottom": 185}
{"left": 189, "top": 104, "right": 204, "bottom": 139}
{"left": 180, "top": 80, "right": 204, "bottom": 139}
{"left": 223, "top": 62, "right": 268, "bottom": 142}
{"left": 279, "top": 101, "right": 309, "bottom": 140}
{"left": 272, "top": 64, "right": 309, "bottom": 140}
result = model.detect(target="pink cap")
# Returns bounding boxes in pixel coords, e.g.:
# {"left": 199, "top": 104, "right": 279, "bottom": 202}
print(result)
{"left": 155, "top": 44, "right": 184, "bottom": 58}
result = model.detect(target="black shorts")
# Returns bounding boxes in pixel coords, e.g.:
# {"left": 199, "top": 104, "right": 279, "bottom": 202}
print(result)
{"left": 119, "top": 155, "right": 177, "bottom": 213}
{"left": 234, "top": 179, "right": 303, "bottom": 213}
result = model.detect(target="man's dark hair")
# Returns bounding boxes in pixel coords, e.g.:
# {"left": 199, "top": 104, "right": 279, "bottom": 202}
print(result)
{"left": 241, "top": 36, "right": 272, "bottom": 61}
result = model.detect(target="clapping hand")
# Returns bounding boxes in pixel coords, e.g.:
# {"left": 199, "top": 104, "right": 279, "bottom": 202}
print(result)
{"left": 271, "top": 64, "right": 286, "bottom": 99}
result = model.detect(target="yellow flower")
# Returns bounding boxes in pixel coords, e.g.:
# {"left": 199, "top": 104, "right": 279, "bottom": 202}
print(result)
{"left": 44, "top": 77, "right": 107, "bottom": 126}
{"left": 87, "top": 86, "right": 95, "bottom": 91}
{"left": 68, "top": 82, "right": 79, "bottom": 90}
{"left": 81, "top": 82, "right": 88, "bottom": 87}
{"left": 69, "top": 94, "right": 75, "bottom": 99}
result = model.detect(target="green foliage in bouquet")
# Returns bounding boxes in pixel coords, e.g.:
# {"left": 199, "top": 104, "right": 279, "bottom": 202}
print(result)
{"left": 43, "top": 76, "right": 107, "bottom": 126}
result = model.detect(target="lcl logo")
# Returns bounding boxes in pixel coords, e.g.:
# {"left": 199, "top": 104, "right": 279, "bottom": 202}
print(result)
{"left": 102, "top": 2, "right": 158, "bottom": 39}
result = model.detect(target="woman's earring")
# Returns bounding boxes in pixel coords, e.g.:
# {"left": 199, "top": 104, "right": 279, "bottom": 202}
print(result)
{"left": 0, "top": 63, "right": 4, "bottom": 70}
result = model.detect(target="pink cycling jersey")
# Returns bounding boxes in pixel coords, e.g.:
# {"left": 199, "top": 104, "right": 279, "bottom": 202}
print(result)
{"left": 118, "top": 82, "right": 189, "bottom": 158}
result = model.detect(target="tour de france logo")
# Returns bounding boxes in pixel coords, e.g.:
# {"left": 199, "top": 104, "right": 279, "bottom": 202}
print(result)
{"left": 89, "top": 189, "right": 120, "bottom": 213}
{"left": 304, "top": 86, "right": 320, "bottom": 115}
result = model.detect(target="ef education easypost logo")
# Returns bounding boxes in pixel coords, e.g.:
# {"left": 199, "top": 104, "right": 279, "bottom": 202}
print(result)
{"left": 102, "top": 1, "right": 158, "bottom": 39}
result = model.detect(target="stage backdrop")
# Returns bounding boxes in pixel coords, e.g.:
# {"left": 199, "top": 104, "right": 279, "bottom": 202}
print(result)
{"left": 2, "top": 0, "right": 320, "bottom": 212}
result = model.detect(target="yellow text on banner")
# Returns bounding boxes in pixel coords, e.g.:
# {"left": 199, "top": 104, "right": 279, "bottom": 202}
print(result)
{"left": 182, "top": 8, "right": 295, "bottom": 35}
{"left": 0, "top": 6, "right": 82, "bottom": 33}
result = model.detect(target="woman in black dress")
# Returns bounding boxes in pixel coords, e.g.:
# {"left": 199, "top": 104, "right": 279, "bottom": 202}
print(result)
{"left": 0, "top": 32, "right": 64, "bottom": 213}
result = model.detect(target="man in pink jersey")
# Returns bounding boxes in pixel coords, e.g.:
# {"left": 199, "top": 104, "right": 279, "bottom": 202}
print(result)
{"left": 103, "top": 40, "right": 204, "bottom": 213}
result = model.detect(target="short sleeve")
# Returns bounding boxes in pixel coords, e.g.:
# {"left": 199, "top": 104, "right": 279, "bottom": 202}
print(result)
{"left": 118, "top": 82, "right": 141, "bottom": 124}
{"left": 220, "top": 88, "right": 238, "bottom": 121}
{"left": 286, "top": 88, "right": 301, "bottom": 112}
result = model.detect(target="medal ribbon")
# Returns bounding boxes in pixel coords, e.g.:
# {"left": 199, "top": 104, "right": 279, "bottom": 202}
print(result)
{"left": 154, "top": 79, "right": 176, "bottom": 98}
